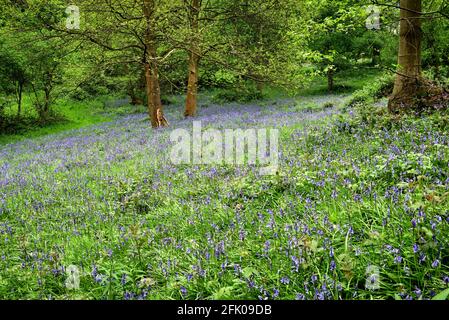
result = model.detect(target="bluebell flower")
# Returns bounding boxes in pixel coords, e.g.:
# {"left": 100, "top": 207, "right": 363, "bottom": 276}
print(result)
{"left": 413, "top": 287, "right": 422, "bottom": 297}
{"left": 315, "top": 290, "right": 325, "bottom": 300}
{"left": 121, "top": 273, "right": 127, "bottom": 285}
{"left": 419, "top": 253, "right": 426, "bottom": 264}
{"left": 394, "top": 256, "right": 403, "bottom": 264}
{"left": 432, "top": 259, "right": 440, "bottom": 268}
{"left": 264, "top": 240, "right": 271, "bottom": 253}
{"left": 124, "top": 292, "right": 133, "bottom": 300}
{"left": 330, "top": 260, "right": 336, "bottom": 271}
{"left": 295, "top": 293, "right": 306, "bottom": 300}
{"left": 442, "top": 275, "right": 449, "bottom": 284}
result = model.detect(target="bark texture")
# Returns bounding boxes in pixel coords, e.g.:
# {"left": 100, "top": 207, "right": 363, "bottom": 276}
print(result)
{"left": 184, "top": 0, "right": 201, "bottom": 118}
{"left": 143, "top": 0, "right": 168, "bottom": 128}
{"left": 388, "top": 0, "right": 423, "bottom": 113}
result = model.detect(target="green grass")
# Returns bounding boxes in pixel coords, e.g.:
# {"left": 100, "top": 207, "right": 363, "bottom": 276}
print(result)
{"left": 0, "top": 95, "right": 146, "bottom": 145}
{"left": 296, "top": 67, "right": 383, "bottom": 96}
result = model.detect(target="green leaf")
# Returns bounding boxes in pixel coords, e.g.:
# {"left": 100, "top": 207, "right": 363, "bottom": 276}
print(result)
{"left": 242, "top": 267, "right": 259, "bottom": 278}
{"left": 432, "top": 288, "right": 449, "bottom": 300}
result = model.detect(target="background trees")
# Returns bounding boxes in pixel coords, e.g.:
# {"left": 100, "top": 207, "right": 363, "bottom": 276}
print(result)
{"left": 0, "top": 0, "right": 448, "bottom": 133}
{"left": 376, "top": 0, "right": 449, "bottom": 112}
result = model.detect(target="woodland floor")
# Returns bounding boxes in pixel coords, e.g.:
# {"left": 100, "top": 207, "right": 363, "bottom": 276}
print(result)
{"left": 1, "top": 94, "right": 449, "bottom": 300}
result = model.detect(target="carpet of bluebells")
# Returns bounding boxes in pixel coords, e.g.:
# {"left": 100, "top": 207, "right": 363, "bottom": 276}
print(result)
{"left": 1, "top": 95, "right": 449, "bottom": 300}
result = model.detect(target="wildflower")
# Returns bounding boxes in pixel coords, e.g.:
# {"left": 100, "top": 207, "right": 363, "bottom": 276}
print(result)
{"left": 295, "top": 293, "right": 306, "bottom": 300}
{"left": 315, "top": 290, "right": 325, "bottom": 300}
{"left": 413, "top": 244, "right": 419, "bottom": 254}
{"left": 138, "top": 290, "right": 149, "bottom": 300}
{"left": 419, "top": 253, "right": 426, "bottom": 264}
{"left": 292, "top": 256, "right": 300, "bottom": 272}
{"left": 180, "top": 286, "right": 187, "bottom": 297}
{"left": 413, "top": 287, "right": 422, "bottom": 297}
{"left": 264, "top": 240, "right": 271, "bottom": 253}
{"left": 330, "top": 260, "right": 336, "bottom": 271}
{"left": 442, "top": 275, "right": 449, "bottom": 284}
{"left": 281, "top": 277, "right": 290, "bottom": 285}
{"left": 432, "top": 259, "right": 440, "bottom": 268}
{"left": 124, "top": 292, "right": 133, "bottom": 300}
{"left": 336, "top": 283, "right": 343, "bottom": 292}
{"left": 121, "top": 273, "right": 127, "bottom": 286}
{"left": 394, "top": 256, "right": 403, "bottom": 264}
{"left": 418, "top": 209, "right": 425, "bottom": 218}
{"left": 273, "top": 289, "right": 280, "bottom": 299}
{"left": 234, "top": 264, "right": 241, "bottom": 275}
{"left": 331, "top": 190, "right": 338, "bottom": 199}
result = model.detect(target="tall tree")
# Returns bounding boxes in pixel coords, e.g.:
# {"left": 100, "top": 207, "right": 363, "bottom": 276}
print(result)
{"left": 388, "top": 0, "right": 423, "bottom": 113}
{"left": 35, "top": 0, "right": 174, "bottom": 128}
{"left": 387, "top": 0, "right": 448, "bottom": 112}
{"left": 184, "top": 0, "right": 201, "bottom": 118}
{"left": 143, "top": 0, "right": 168, "bottom": 127}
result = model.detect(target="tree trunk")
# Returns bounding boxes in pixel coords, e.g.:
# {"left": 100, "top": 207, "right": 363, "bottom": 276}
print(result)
{"left": 143, "top": 0, "right": 168, "bottom": 128}
{"left": 371, "top": 46, "right": 381, "bottom": 66}
{"left": 327, "top": 67, "right": 334, "bottom": 92}
{"left": 185, "top": 51, "right": 199, "bottom": 118}
{"left": 388, "top": 0, "right": 423, "bottom": 113}
{"left": 16, "top": 81, "right": 23, "bottom": 117}
{"left": 184, "top": 0, "right": 201, "bottom": 118}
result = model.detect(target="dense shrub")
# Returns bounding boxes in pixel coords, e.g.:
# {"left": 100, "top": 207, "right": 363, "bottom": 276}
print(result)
{"left": 347, "top": 73, "right": 395, "bottom": 107}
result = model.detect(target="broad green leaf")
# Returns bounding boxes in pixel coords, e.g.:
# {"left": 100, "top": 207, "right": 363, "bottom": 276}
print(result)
{"left": 432, "top": 288, "right": 449, "bottom": 301}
